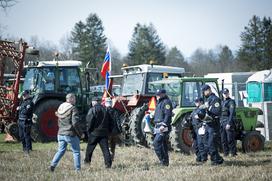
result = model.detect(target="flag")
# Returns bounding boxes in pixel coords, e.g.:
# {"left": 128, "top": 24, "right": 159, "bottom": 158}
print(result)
{"left": 100, "top": 46, "right": 111, "bottom": 90}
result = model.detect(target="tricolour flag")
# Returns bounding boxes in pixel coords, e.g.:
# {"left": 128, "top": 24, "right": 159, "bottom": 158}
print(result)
{"left": 100, "top": 46, "right": 111, "bottom": 90}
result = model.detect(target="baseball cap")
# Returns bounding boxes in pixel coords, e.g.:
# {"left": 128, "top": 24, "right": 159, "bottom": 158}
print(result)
{"left": 201, "top": 84, "right": 211, "bottom": 92}
{"left": 156, "top": 89, "right": 166, "bottom": 95}
{"left": 22, "top": 90, "right": 30, "bottom": 95}
{"left": 194, "top": 97, "right": 204, "bottom": 103}
{"left": 222, "top": 88, "right": 229, "bottom": 94}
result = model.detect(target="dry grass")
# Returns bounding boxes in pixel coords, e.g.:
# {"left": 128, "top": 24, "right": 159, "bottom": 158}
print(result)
{"left": 0, "top": 134, "right": 272, "bottom": 181}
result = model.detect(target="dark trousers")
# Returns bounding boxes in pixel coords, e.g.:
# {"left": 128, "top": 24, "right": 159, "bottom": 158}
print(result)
{"left": 192, "top": 128, "right": 200, "bottom": 159}
{"left": 153, "top": 133, "right": 169, "bottom": 165}
{"left": 85, "top": 134, "right": 112, "bottom": 168}
{"left": 196, "top": 128, "right": 208, "bottom": 161}
{"left": 206, "top": 123, "right": 223, "bottom": 163}
{"left": 221, "top": 122, "right": 237, "bottom": 155}
{"left": 18, "top": 121, "right": 32, "bottom": 152}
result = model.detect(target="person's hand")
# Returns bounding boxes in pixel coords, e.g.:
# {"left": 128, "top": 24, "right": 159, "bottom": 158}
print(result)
{"left": 194, "top": 115, "right": 199, "bottom": 119}
{"left": 16, "top": 106, "right": 20, "bottom": 111}
{"left": 81, "top": 133, "right": 85, "bottom": 139}
{"left": 159, "top": 126, "right": 165, "bottom": 132}
{"left": 226, "top": 124, "right": 231, "bottom": 130}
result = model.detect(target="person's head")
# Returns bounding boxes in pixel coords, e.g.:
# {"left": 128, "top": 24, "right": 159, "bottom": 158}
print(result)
{"left": 92, "top": 97, "right": 100, "bottom": 106}
{"left": 222, "top": 88, "right": 230, "bottom": 99}
{"left": 201, "top": 84, "right": 211, "bottom": 97}
{"left": 22, "top": 90, "right": 30, "bottom": 100}
{"left": 105, "top": 97, "right": 112, "bottom": 108}
{"left": 66, "top": 93, "right": 76, "bottom": 105}
{"left": 194, "top": 97, "right": 204, "bottom": 107}
{"left": 156, "top": 89, "right": 166, "bottom": 100}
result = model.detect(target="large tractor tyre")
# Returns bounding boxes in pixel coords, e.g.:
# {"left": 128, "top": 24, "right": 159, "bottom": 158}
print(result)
{"left": 31, "top": 99, "right": 62, "bottom": 142}
{"left": 242, "top": 131, "right": 265, "bottom": 153}
{"left": 170, "top": 114, "right": 193, "bottom": 154}
{"left": 129, "top": 104, "right": 148, "bottom": 146}
{"left": 6, "top": 122, "right": 20, "bottom": 141}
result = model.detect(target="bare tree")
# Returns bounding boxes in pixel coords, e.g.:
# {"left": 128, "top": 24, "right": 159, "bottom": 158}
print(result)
{"left": 0, "top": 0, "right": 17, "bottom": 9}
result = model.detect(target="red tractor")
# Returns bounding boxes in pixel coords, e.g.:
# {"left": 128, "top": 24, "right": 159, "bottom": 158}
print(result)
{"left": 108, "top": 64, "right": 185, "bottom": 145}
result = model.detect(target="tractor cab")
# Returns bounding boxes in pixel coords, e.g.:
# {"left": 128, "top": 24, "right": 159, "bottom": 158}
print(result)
{"left": 121, "top": 64, "right": 185, "bottom": 96}
{"left": 24, "top": 60, "right": 82, "bottom": 95}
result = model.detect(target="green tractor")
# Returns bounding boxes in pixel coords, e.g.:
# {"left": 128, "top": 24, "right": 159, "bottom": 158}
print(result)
{"left": 144, "top": 77, "right": 265, "bottom": 153}
{"left": 23, "top": 60, "right": 92, "bottom": 142}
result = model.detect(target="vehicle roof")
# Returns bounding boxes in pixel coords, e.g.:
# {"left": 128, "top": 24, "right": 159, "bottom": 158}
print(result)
{"left": 149, "top": 77, "right": 218, "bottom": 84}
{"left": 121, "top": 64, "right": 185, "bottom": 74}
{"left": 26, "top": 60, "right": 82, "bottom": 67}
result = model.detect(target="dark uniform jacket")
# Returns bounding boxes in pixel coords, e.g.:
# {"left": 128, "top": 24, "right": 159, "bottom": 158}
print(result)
{"left": 56, "top": 102, "right": 83, "bottom": 137}
{"left": 206, "top": 93, "right": 221, "bottom": 119}
{"left": 18, "top": 97, "right": 34, "bottom": 124}
{"left": 154, "top": 96, "right": 173, "bottom": 128}
{"left": 221, "top": 97, "right": 236, "bottom": 126}
{"left": 86, "top": 104, "right": 112, "bottom": 137}
{"left": 106, "top": 107, "right": 121, "bottom": 134}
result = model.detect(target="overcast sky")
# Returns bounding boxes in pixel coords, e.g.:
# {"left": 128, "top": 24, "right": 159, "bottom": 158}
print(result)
{"left": 1, "top": 0, "right": 272, "bottom": 57}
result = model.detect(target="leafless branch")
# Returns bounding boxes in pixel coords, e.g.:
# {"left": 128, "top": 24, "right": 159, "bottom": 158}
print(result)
{"left": 0, "top": 0, "right": 17, "bottom": 10}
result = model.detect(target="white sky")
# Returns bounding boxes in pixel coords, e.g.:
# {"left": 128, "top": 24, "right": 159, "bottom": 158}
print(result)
{"left": 1, "top": 0, "right": 272, "bottom": 57}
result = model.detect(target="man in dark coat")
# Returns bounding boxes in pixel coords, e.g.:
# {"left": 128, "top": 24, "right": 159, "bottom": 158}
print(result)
{"left": 84, "top": 97, "right": 113, "bottom": 168}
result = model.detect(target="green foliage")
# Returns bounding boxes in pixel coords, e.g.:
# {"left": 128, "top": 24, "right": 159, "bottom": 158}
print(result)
{"left": 70, "top": 13, "right": 107, "bottom": 68}
{"left": 165, "top": 47, "right": 190, "bottom": 71}
{"left": 237, "top": 15, "right": 272, "bottom": 71}
{"left": 128, "top": 23, "right": 166, "bottom": 65}
{"left": 218, "top": 45, "right": 234, "bottom": 72}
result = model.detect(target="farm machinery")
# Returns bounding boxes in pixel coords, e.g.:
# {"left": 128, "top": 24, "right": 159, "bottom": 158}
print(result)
{"left": 143, "top": 77, "right": 265, "bottom": 153}
{"left": 108, "top": 64, "right": 185, "bottom": 145}
{"left": 0, "top": 40, "right": 95, "bottom": 142}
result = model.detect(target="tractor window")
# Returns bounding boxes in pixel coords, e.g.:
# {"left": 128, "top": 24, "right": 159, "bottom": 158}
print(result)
{"left": 182, "top": 82, "right": 202, "bottom": 107}
{"left": 122, "top": 73, "right": 144, "bottom": 95}
{"left": 59, "top": 67, "right": 81, "bottom": 93}
{"left": 42, "top": 68, "right": 55, "bottom": 91}
{"left": 23, "top": 68, "right": 39, "bottom": 91}
{"left": 146, "top": 73, "right": 163, "bottom": 94}
{"left": 164, "top": 82, "right": 181, "bottom": 107}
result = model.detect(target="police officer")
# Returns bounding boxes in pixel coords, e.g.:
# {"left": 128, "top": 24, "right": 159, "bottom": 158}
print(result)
{"left": 201, "top": 85, "right": 224, "bottom": 165}
{"left": 17, "top": 90, "right": 34, "bottom": 154}
{"left": 220, "top": 88, "right": 237, "bottom": 157}
{"left": 84, "top": 97, "right": 113, "bottom": 168}
{"left": 190, "top": 97, "right": 207, "bottom": 162}
{"left": 153, "top": 89, "right": 172, "bottom": 166}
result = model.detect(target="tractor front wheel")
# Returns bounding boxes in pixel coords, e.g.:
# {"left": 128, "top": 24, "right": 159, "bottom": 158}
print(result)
{"left": 170, "top": 114, "right": 193, "bottom": 154}
{"left": 31, "top": 100, "right": 62, "bottom": 142}
{"left": 242, "top": 131, "right": 265, "bottom": 152}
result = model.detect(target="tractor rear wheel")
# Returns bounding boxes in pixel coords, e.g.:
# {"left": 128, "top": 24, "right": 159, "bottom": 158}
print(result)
{"left": 31, "top": 100, "right": 62, "bottom": 142}
{"left": 129, "top": 104, "right": 148, "bottom": 146}
{"left": 242, "top": 131, "right": 265, "bottom": 152}
{"left": 170, "top": 114, "right": 193, "bottom": 154}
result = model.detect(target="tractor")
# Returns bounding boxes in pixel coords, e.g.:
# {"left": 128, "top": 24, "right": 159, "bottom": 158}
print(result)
{"left": 144, "top": 77, "right": 265, "bottom": 153}
{"left": 0, "top": 40, "right": 98, "bottom": 142}
{"left": 109, "top": 64, "right": 185, "bottom": 145}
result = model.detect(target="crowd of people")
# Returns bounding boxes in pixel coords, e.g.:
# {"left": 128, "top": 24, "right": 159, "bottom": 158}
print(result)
{"left": 16, "top": 84, "right": 237, "bottom": 171}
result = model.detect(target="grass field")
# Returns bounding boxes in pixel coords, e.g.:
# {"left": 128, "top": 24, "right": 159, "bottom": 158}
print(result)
{"left": 1, "top": 134, "right": 272, "bottom": 181}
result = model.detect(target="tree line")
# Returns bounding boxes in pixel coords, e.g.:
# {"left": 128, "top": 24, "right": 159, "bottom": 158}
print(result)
{"left": 1, "top": 12, "right": 271, "bottom": 77}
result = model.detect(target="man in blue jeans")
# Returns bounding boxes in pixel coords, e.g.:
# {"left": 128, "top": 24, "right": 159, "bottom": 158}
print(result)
{"left": 50, "top": 93, "right": 83, "bottom": 171}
